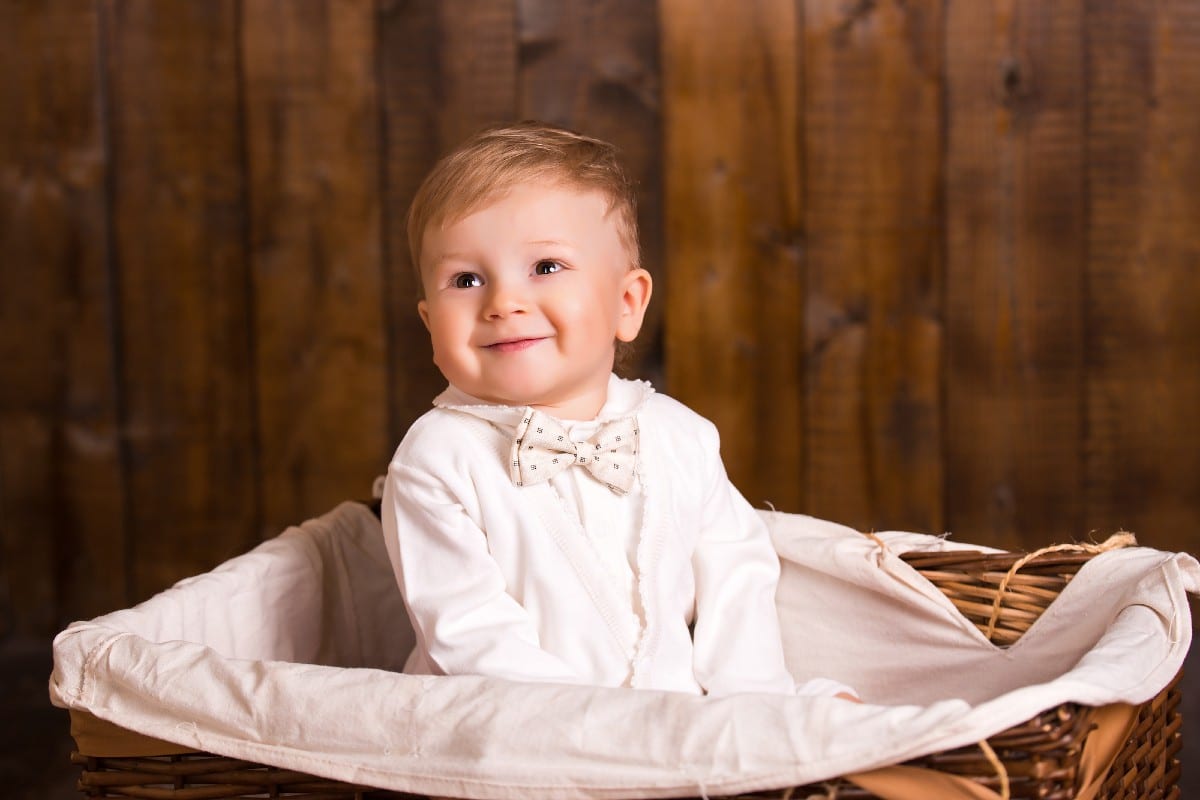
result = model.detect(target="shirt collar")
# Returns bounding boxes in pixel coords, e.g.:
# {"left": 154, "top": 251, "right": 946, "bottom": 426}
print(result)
{"left": 433, "top": 374, "right": 654, "bottom": 432}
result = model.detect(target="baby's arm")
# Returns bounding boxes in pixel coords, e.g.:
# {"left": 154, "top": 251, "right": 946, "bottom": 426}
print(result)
{"left": 689, "top": 425, "right": 856, "bottom": 699}
{"left": 381, "top": 461, "right": 580, "bottom": 684}
{"left": 689, "top": 456, "right": 797, "bottom": 696}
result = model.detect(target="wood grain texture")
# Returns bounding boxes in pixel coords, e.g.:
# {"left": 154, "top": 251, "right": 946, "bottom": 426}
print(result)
{"left": 378, "top": 0, "right": 518, "bottom": 441}
{"left": 0, "top": 1, "right": 127, "bottom": 633}
{"left": 1084, "top": 1, "right": 1200, "bottom": 550}
{"left": 103, "top": 0, "right": 258, "bottom": 600}
{"left": 944, "top": 0, "right": 1087, "bottom": 549}
{"left": 802, "top": 0, "right": 944, "bottom": 532}
{"left": 377, "top": 0, "right": 441, "bottom": 443}
{"left": 516, "top": 0, "right": 664, "bottom": 382}
{"left": 660, "top": 0, "right": 805, "bottom": 510}
{"left": 4, "top": 0, "right": 1200, "bottom": 642}
{"left": 241, "top": 0, "right": 389, "bottom": 533}
{"left": 434, "top": 0, "right": 519, "bottom": 147}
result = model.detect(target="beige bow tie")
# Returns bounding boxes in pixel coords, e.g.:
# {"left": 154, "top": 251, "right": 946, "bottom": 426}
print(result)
{"left": 510, "top": 409, "right": 639, "bottom": 495}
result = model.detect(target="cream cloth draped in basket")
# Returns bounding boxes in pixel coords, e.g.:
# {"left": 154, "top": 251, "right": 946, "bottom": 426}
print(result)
{"left": 50, "top": 501, "right": 1196, "bottom": 800}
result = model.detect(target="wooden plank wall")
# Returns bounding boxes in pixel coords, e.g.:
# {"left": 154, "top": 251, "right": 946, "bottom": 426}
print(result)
{"left": 2, "top": 0, "right": 1197, "bottom": 641}
{"left": 942, "top": 1, "right": 1088, "bottom": 550}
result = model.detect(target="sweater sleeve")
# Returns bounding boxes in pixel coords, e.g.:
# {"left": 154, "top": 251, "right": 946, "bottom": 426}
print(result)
{"left": 681, "top": 418, "right": 802, "bottom": 696}
{"left": 688, "top": 423, "right": 855, "bottom": 699}
{"left": 381, "top": 459, "right": 581, "bottom": 685}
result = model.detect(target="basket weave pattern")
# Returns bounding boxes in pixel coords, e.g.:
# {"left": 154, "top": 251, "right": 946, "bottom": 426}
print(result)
{"left": 1096, "top": 681, "right": 1183, "bottom": 800}
{"left": 70, "top": 548, "right": 1182, "bottom": 800}
{"left": 69, "top": 751, "right": 414, "bottom": 798}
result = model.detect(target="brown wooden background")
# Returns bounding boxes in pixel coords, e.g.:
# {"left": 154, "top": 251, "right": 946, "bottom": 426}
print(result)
{"left": 3, "top": 0, "right": 1199, "bottom": 689}
{"left": 4, "top": 0, "right": 1200, "bottom": 638}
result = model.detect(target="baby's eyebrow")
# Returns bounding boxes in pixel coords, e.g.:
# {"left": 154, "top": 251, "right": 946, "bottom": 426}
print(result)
{"left": 429, "top": 251, "right": 477, "bottom": 266}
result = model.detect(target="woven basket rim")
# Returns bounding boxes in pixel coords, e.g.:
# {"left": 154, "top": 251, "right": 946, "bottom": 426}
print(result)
{"left": 68, "top": 540, "right": 1181, "bottom": 800}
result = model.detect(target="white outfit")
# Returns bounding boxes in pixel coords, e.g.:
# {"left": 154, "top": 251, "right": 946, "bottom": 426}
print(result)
{"left": 381, "top": 374, "right": 845, "bottom": 696}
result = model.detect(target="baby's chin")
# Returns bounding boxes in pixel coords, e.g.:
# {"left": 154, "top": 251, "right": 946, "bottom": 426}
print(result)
{"left": 442, "top": 370, "right": 611, "bottom": 418}
{"left": 445, "top": 380, "right": 542, "bottom": 409}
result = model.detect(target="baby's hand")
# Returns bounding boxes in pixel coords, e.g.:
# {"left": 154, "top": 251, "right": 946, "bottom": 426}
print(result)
{"left": 835, "top": 691, "right": 862, "bottom": 703}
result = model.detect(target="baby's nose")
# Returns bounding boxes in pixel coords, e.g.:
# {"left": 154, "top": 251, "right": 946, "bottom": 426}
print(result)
{"left": 484, "top": 282, "right": 528, "bottom": 317}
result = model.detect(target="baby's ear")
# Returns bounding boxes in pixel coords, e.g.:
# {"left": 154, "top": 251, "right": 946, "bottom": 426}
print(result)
{"left": 417, "top": 299, "right": 432, "bottom": 332}
{"left": 616, "top": 268, "right": 653, "bottom": 342}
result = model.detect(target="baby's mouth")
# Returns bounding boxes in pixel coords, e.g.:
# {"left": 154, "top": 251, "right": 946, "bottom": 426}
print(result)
{"left": 484, "top": 337, "right": 547, "bottom": 353}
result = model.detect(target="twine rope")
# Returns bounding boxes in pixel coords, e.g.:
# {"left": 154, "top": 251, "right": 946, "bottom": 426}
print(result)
{"left": 858, "top": 528, "right": 1135, "bottom": 800}
{"left": 863, "top": 531, "right": 889, "bottom": 553}
{"left": 982, "top": 531, "right": 1137, "bottom": 642}
{"left": 977, "top": 739, "right": 1010, "bottom": 800}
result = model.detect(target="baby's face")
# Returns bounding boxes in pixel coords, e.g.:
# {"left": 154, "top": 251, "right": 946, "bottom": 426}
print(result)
{"left": 417, "top": 181, "right": 651, "bottom": 420}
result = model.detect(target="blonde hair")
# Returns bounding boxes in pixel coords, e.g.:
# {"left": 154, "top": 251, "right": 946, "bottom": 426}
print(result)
{"left": 406, "top": 121, "right": 641, "bottom": 292}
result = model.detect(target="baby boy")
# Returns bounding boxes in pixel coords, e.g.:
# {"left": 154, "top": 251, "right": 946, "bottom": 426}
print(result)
{"left": 380, "top": 121, "right": 853, "bottom": 699}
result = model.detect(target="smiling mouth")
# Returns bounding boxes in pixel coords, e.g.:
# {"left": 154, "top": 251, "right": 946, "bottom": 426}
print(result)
{"left": 484, "top": 337, "right": 547, "bottom": 353}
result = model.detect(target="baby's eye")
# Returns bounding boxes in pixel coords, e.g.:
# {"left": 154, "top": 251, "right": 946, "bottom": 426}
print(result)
{"left": 534, "top": 260, "right": 563, "bottom": 276}
{"left": 452, "top": 272, "right": 483, "bottom": 289}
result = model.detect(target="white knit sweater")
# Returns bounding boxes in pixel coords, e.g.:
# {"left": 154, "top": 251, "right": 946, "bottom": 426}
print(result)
{"left": 381, "top": 375, "right": 842, "bottom": 696}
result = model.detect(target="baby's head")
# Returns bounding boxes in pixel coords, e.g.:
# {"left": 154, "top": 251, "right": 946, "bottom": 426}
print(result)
{"left": 407, "top": 122, "right": 652, "bottom": 420}
{"left": 407, "top": 121, "right": 641, "bottom": 282}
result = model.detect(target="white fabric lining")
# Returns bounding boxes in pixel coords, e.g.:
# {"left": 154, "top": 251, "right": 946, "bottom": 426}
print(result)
{"left": 50, "top": 501, "right": 1196, "bottom": 800}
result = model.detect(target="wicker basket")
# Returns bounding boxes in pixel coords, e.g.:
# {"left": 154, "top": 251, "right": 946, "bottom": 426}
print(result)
{"left": 68, "top": 547, "right": 1183, "bottom": 800}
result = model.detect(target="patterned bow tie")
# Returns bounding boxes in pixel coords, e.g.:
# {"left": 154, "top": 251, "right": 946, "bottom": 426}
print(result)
{"left": 510, "top": 409, "right": 639, "bottom": 495}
